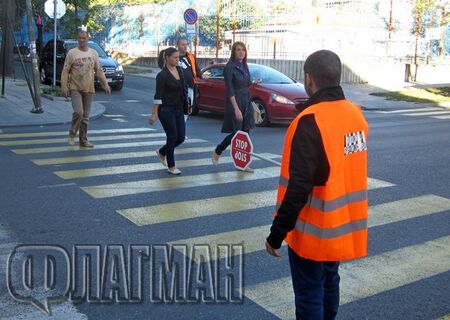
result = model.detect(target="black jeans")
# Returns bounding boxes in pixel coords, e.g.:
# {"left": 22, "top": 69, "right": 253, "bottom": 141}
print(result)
{"left": 215, "top": 129, "right": 249, "bottom": 156}
{"left": 288, "top": 247, "right": 340, "bottom": 320}
{"left": 158, "top": 106, "right": 185, "bottom": 168}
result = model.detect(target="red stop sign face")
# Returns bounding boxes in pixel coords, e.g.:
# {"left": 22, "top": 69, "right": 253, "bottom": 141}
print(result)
{"left": 231, "top": 131, "right": 253, "bottom": 170}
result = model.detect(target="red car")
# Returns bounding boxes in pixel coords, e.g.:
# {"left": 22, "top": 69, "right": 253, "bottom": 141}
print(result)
{"left": 193, "top": 63, "right": 308, "bottom": 126}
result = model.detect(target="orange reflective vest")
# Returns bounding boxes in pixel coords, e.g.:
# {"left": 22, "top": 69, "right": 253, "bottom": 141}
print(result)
{"left": 276, "top": 100, "right": 369, "bottom": 261}
{"left": 186, "top": 52, "right": 198, "bottom": 79}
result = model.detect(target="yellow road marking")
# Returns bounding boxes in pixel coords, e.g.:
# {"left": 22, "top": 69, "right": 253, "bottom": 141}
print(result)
{"left": 32, "top": 146, "right": 214, "bottom": 165}
{"left": 117, "top": 177, "right": 393, "bottom": 226}
{"left": 118, "top": 190, "right": 277, "bottom": 226}
{"left": 82, "top": 167, "right": 281, "bottom": 198}
{"left": 12, "top": 139, "right": 206, "bottom": 155}
{"left": 0, "top": 133, "right": 165, "bottom": 146}
{"left": 54, "top": 153, "right": 279, "bottom": 179}
{"left": 0, "top": 127, "right": 154, "bottom": 139}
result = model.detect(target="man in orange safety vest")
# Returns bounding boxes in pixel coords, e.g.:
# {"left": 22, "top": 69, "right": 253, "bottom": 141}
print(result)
{"left": 266, "top": 50, "right": 369, "bottom": 320}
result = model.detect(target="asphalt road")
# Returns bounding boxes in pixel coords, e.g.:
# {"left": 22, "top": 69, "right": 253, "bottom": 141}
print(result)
{"left": 0, "top": 74, "right": 449, "bottom": 319}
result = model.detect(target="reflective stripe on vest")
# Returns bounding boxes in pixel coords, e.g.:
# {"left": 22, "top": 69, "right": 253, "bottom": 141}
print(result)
{"left": 275, "top": 99, "right": 369, "bottom": 261}
{"left": 275, "top": 189, "right": 367, "bottom": 213}
{"left": 295, "top": 217, "right": 367, "bottom": 239}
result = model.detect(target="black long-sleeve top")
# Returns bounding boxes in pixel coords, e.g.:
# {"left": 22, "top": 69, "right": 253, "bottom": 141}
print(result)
{"left": 153, "top": 66, "right": 187, "bottom": 108}
{"left": 266, "top": 86, "right": 347, "bottom": 249}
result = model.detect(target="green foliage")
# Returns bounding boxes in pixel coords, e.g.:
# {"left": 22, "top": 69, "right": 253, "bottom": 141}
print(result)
{"left": 42, "top": 85, "right": 62, "bottom": 96}
{"left": 198, "top": 15, "right": 236, "bottom": 46}
{"left": 370, "top": 87, "right": 450, "bottom": 104}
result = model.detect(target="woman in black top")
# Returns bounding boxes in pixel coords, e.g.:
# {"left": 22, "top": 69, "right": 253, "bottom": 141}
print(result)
{"left": 149, "top": 47, "right": 188, "bottom": 175}
{"left": 212, "top": 41, "right": 255, "bottom": 172}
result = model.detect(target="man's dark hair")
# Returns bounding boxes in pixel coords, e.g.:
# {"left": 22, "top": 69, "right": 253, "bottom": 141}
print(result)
{"left": 303, "top": 50, "right": 341, "bottom": 89}
{"left": 176, "top": 37, "right": 188, "bottom": 46}
{"left": 78, "top": 30, "right": 89, "bottom": 38}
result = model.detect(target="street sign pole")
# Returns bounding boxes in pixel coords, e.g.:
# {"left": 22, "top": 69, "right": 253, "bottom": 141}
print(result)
{"left": 53, "top": 0, "right": 57, "bottom": 86}
{"left": 231, "top": 131, "right": 281, "bottom": 170}
{"left": 26, "top": 0, "right": 42, "bottom": 113}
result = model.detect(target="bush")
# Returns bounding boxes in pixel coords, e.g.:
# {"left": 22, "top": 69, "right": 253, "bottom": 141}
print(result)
{"left": 42, "top": 85, "right": 62, "bottom": 96}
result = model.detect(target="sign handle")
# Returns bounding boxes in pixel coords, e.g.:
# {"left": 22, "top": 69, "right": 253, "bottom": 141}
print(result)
{"left": 251, "top": 152, "right": 281, "bottom": 166}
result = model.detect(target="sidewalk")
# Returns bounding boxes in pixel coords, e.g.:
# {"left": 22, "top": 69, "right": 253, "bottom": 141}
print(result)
{"left": 0, "top": 78, "right": 105, "bottom": 129}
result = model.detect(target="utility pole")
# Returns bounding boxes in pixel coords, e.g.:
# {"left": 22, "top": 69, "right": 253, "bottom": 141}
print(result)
{"left": 1, "top": 1, "right": 8, "bottom": 97}
{"left": 216, "top": 0, "right": 220, "bottom": 58}
{"left": 387, "top": 0, "right": 393, "bottom": 55}
{"left": 25, "top": 0, "right": 43, "bottom": 113}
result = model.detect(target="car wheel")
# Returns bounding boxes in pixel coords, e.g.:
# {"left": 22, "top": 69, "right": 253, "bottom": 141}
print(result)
{"left": 40, "top": 67, "right": 50, "bottom": 84}
{"left": 112, "top": 82, "right": 123, "bottom": 91}
{"left": 253, "top": 99, "right": 269, "bottom": 127}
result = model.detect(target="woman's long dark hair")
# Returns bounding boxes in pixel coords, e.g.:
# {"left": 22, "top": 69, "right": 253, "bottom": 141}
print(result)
{"left": 157, "top": 47, "right": 178, "bottom": 69}
{"left": 229, "top": 41, "right": 248, "bottom": 70}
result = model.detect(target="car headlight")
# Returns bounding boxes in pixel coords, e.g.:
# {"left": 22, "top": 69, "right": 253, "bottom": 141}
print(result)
{"left": 272, "top": 93, "right": 294, "bottom": 104}
{"left": 115, "top": 65, "right": 123, "bottom": 72}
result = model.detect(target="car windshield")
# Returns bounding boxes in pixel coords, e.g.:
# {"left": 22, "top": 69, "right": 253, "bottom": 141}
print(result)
{"left": 64, "top": 42, "right": 108, "bottom": 58}
{"left": 249, "top": 64, "right": 294, "bottom": 84}
{"left": 88, "top": 43, "right": 108, "bottom": 58}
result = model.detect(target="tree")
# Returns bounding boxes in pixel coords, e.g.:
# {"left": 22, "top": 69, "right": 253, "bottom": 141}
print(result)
{"left": 0, "top": 0, "right": 16, "bottom": 77}
{"left": 198, "top": 15, "right": 235, "bottom": 47}
{"left": 436, "top": 0, "right": 450, "bottom": 57}
{"left": 412, "top": 0, "right": 435, "bottom": 80}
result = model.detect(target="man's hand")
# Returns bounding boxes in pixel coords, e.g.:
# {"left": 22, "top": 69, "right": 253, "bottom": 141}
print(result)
{"left": 62, "top": 88, "right": 69, "bottom": 98}
{"left": 265, "top": 241, "right": 282, "bottom": 257}
{"left": 103, "top": 85, "right": 111, "bottom": 95}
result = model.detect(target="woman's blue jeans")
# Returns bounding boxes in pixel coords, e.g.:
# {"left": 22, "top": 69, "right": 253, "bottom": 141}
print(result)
{"left": 158, "top": 106, "right": 185, "bottom": 168}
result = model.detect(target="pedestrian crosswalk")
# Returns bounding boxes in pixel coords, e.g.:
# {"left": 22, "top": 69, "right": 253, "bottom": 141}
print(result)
{"left": 0, "top": 126, "right": 449, "bottom": 319}
{"left": 372, "top": 106, "right": 450, "bottom": 120}
{"left": 246, "top": 235, "right": 450, "bottom": 320}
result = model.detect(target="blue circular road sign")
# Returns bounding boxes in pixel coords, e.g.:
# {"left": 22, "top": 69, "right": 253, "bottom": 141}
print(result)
{"left": 184, "top": 8, "right": 198, "bottom": 25}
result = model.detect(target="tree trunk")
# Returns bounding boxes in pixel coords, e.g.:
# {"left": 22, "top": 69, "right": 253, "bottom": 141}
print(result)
{"left": 0, "top": 0, "right": 16, "bottom": 77}
{"left": 413, "top": 11, "right": 421, "bottom": 81}
{"left": 439, "top": 5, "right": 446, "bottom": 58}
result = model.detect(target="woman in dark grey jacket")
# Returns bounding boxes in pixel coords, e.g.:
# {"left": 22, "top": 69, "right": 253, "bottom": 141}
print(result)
{"left": 212, "top": 41, "right": 255, "bottom": 171}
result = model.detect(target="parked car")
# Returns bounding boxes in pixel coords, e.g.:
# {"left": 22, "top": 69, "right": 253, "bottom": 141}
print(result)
{"left": 39, "top": 39, "right": 124, "bottom": 90}
{"left": 194, "top": 63, "right": 308, "bottom": 126}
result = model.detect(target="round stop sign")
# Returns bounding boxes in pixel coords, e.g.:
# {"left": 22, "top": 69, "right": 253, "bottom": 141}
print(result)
{"left": 231, "top": 131, "right": 253, "bottom": 170}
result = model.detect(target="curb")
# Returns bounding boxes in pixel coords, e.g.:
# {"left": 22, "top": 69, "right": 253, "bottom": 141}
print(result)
{"left": 0, "top": 103, "right": 106, "bottom": 129}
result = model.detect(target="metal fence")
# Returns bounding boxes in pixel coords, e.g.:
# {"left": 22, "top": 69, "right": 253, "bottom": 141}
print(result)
{"left": 88, "top": 0, "right": 449, "bottom": 60}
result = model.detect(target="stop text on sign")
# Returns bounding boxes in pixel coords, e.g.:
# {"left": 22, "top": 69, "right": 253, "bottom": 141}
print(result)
{"left": 231, "top": 131, "right": 253, "bottom": 170}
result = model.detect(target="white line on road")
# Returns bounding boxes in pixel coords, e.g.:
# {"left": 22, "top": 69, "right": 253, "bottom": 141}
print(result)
{"left": 376, "top": 107, "right": 444, "bottom": 114}
{"left": 433, "top": 114, "right": 450, "bottom": 120}
{"left": 103, "top": 114, "right": 125, "bottom": 117}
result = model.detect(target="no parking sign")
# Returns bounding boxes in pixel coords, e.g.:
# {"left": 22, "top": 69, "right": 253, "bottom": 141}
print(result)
{"left": 184, "top": 8, "right": 198, "bottom": 25}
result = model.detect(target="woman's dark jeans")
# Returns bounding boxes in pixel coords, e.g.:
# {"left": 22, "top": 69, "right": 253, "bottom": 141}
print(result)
{"left": 158, "top": 106, "right": 185, "bottom": 168}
